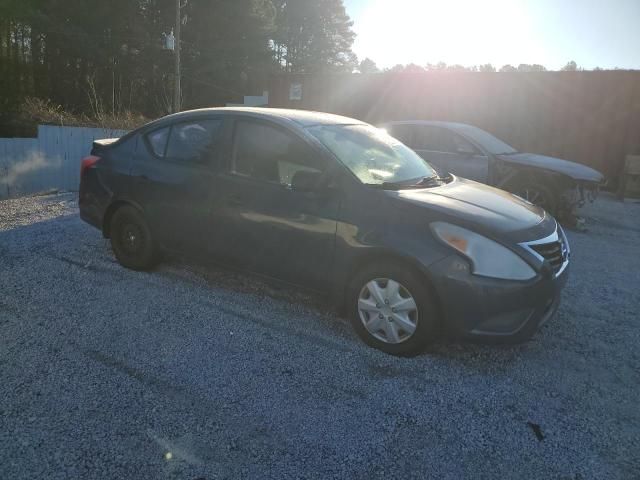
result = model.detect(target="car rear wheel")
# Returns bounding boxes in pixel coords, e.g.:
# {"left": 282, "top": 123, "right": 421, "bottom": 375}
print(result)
{"left": 110, "top": 206, "right": 159, "bottom": 270}
{"left": 348, "top": 263, "right": 440, "bottom": 356}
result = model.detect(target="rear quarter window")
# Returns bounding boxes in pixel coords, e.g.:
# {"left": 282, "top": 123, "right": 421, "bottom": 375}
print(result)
{"left": 144, "top": 119, "right": 223, "bottom": 164}
{"left": 146, "top": 127, "right": 170, "bottom": 157}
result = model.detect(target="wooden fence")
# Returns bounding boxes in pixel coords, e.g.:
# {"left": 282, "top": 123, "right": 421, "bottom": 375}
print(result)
{"left": 269, "top": 71, "right": 640, "bottom": 183}
{"left": 0, "top": 125, "right": 127, "bottom": 199}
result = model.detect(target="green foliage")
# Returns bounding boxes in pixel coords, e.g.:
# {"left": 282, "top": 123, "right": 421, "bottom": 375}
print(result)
{"left": 425, "top": 62, "right": 448, "bottom": 71}
{"left": 358, "top": 57, "right": 379, "bottom": 74}
{"left": 20, "top": 97, "right": 148, "bottom": 130}
{"left": 478, "top": 63, "right": 496, "bottom": 72}
{"left": 272, "top": 0, "right": 357, "bottom": 73}
{"left": 180, "top": 0, "right": 276, "bottom": 107}
{"left": 0, "top": 0, "right": 356, "bottom": 133}
{"left": 517, "top": 63, "right": 547, "bottom": 72}
{"left": 393, "top": 63, "right": 426, "bottom": 73}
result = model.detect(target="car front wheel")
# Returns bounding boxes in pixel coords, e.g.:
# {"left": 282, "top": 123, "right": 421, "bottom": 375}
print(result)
{"left": 348, "top": 263, "right": 440, "bottom": 356}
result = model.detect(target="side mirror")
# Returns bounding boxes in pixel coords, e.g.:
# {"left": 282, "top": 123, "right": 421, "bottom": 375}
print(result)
{"left": 291, "top": 170, "right": 324, "bottom": 192}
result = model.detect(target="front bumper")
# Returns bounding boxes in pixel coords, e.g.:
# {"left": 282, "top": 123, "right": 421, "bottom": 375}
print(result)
{"left": 427, "top": 254, "right": 569, "bottom": 341}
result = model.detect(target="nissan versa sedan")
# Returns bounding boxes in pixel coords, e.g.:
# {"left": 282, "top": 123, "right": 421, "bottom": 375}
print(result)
{"left": 380, "top": 120, "right": 604, "bottom": 219}
{"left": 79, "top": 108, "right": 570, "bottom": 356}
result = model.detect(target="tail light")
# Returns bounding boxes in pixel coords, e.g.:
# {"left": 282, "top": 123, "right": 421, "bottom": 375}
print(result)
{"left": 80, "top": 155, "right": 100, "bottom": 177}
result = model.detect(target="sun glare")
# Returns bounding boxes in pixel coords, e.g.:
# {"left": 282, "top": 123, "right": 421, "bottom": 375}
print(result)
{"left": 354, "top": 0, "right": 541, "bottom": 68}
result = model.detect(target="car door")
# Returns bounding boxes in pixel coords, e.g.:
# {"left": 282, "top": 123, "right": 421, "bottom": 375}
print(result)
{"left": 411, "top": 126, "right": 489, "bottom": 182}
{"left": 210, "top": 118, "right": 339, "bottom": 291}
{"left": 130, "top": 116, "right": 225, "bottom": 254}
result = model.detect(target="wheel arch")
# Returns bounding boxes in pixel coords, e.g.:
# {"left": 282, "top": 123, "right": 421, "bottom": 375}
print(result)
{"left": 336, "top": 249, "right": 444, "bottom": 320}
{"left": 498, "top": 166, "right": 577, "bottom": 215}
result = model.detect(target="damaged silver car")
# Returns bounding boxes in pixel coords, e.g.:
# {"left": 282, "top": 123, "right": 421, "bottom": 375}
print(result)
{"left": 381, "top": 120, "right": 604, "bottom": 220}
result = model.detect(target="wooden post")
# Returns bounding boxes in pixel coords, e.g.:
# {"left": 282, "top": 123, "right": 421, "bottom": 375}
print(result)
{"left": 173, "top": 0, "right": 181, "bottom": 113}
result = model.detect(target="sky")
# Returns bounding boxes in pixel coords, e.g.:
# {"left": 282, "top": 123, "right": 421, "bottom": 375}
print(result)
{"left": 343, "top": 0, "right": 640, "bottom": 70}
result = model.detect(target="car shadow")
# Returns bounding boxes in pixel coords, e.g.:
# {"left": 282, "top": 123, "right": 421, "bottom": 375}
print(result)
{"left": 0, "top": 211, "right": 534, "bottom": 371}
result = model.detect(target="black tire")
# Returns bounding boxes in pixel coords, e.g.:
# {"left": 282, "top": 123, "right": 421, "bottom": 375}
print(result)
{"left": 109, "top": 206, "right": 159, "bottom": 270}
{"left": 347, "top": 262, "right": 441, "bottom": 356}
{"left": 508, "top": 180, "right": 559, "bottom": 216}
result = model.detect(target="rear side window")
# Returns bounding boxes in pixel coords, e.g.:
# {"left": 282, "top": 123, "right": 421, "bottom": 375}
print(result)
{"left": 232, "top": 120, "right": 322, "bottom": 186}
{"left": 147, "top": 127, "right": 170, "bottom": 157}
{"left": 165, "top": 119, "right": 222, "bottom": 163}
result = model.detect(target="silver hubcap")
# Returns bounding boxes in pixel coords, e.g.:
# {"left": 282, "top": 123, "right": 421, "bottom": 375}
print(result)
{"left": 358, "top": 278, "right": 418, "bottom": 344}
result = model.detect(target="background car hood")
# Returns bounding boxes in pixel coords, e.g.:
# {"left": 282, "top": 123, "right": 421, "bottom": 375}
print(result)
{"left": 497, "top": 152, "right": 604, "bottom": 183}
{"left": 392, "top": 177, "right": 552, "bottom": 238}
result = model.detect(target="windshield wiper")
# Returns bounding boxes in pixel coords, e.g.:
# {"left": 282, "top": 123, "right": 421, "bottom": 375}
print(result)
{"left": 368, "top": 175, "right": 443, "bottom": 190}
{"left": 411, "top": 175, "right": 444, "bottom": 187}
{"left": 366, "top": 181, "right": 407, "bottom": 190}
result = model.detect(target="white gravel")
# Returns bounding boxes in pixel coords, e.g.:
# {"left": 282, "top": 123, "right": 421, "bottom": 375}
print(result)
{"left": 1, "top": 192, "right": 639, "bottom": 479}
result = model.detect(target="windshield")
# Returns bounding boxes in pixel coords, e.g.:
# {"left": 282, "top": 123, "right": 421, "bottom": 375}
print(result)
{"left": 456, "top": 125, "right": 517, "bottom": 155}
{"left": 308, "top": 124, "right": 437, "bottom": 186}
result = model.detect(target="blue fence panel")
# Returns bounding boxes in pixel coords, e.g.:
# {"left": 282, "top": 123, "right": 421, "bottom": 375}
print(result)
{"left": 0, "top": 138, "right": 40, "bottom": 198}
{"left": 0, "top": 125, "right": 129, "bottom": 199}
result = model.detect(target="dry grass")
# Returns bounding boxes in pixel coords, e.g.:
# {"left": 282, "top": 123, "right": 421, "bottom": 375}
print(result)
{"left": 21, "top": 97, "right": 149, "bottom": 131}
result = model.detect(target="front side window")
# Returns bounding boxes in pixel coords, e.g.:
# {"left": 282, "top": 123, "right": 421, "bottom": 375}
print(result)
{"left": 165, "top": 119, "right": 222, "bottom": 163}
{"left": 450, "top": 133, "right": 480, "bottom": 155}
{"left": 456, "top": 125, "right": 517, "bottom": 155}
{"left": 413, "top": 126, "right": 478, "bottom": 155}
{"left": 233, "top": 120, "right": 322, "bottom": 186}
{"left": 308, "top": 124, "right": 437, "bottom": 186}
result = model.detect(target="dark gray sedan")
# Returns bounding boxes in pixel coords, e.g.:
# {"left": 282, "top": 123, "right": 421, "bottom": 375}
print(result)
{"left": 381, "top": 120, "right": 604, "bottom": 218}
{"left": 80, "top": 108, "right": 569, "bottom": 356}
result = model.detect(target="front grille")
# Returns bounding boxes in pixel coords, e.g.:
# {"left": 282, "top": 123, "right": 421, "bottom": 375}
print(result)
{"left": 520, "top": 225, "right": 570, "bottom": 277}
{"left": 530, "top": 239, "right": 565, "bottom": 273}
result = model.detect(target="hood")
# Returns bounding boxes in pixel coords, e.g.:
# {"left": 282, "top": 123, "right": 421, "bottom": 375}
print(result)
{"left": 498, "top": 152, "right": 604, "bottom": 183}
{"left": 391, "top": 177, "right": 553, "bottom": 239}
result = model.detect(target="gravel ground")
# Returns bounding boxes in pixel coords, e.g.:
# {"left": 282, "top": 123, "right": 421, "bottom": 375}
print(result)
{"left": 1, "top": 192, "right": 639, "bottom": 479}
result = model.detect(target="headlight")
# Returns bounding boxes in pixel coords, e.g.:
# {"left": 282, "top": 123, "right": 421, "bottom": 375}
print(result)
{"left": 431, "top": 222, "right": 536, "bottom": 281}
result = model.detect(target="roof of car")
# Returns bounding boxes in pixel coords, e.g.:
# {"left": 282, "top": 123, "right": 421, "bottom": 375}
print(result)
{"left": 160, "top": 107, "right": 365, "bottom": 127}
{"left": 383, "top": 120, "right": 474, "bottom": 130}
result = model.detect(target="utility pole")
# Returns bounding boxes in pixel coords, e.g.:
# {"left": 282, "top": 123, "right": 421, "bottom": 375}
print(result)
{"left": 173, "top": 0, "right": 181, "bottom": 113}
